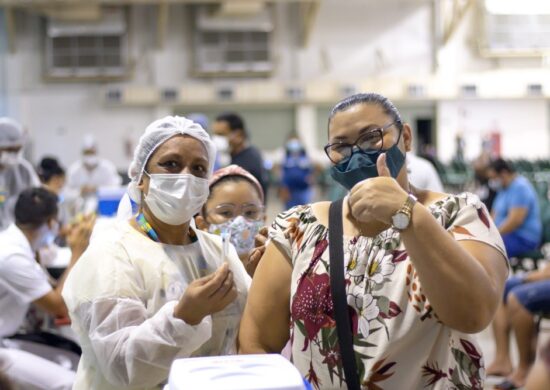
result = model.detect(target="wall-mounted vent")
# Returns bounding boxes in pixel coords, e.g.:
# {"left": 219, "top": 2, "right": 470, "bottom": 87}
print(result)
{"left": 105, "top": 88, "right": 122, "bottom": 103}
{"left": 286, "top": 87, "right": 303, "bottom": 100}
{"left": 527, "top": 83, "right": 543, "bottom": 96}
{"left": 161, "top": 88, "right": 179, "bottom": 102}
{"left": 407, "top": 84, "right": 425, "bottom": 98}
{"left": 482, "top": 2, "right": 550, "bottom": 55}
{"left": 45, "top": 9, "right": 128, "bottom": 79}
{"left": 217, "top": 87, "right": 234, "bottom": 100}
{"left": 193, "top": 6, "right": 273, "bottom": 76}
{"left": 340, "top": 85, "right": 357, "bottom": 97}
{"left": 461, "top": 84, "right": 477, "bottom": 97}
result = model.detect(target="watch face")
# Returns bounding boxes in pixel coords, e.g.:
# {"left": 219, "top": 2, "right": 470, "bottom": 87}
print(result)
{"left": 392, "top": 212, "right": 410, "bottom": 230}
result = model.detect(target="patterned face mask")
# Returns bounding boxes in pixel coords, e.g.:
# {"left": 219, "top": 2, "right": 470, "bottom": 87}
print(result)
{"left": 208, "top": 215, "right": 263, "bottom": 256}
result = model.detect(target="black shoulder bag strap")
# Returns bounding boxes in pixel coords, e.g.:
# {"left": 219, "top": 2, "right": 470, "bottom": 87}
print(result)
{"left": 329, "top": 198, "right": 361, "bottom": 390}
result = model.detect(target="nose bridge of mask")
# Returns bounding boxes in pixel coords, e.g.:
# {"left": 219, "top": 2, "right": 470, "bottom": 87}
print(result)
{"left": 147, "top": 172, "right": 205, "bottom": 200}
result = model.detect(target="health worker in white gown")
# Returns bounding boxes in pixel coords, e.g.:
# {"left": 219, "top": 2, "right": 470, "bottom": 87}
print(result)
{"left": 62, "top": 116, "right": 250, "bottom": 390}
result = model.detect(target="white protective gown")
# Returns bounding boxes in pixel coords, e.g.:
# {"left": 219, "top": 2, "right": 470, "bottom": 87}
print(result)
{"left": 62, "top": 220, "right": 250, "bottom": 390}
{"left": 66, "top": 158, "right": 121, "bottom": 191}
{"left": 0, "top": 159, "right": 40, "bottom": 231}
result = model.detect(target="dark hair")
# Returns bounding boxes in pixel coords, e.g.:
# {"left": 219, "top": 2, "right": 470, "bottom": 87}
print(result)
{"left": 215, "top": 112, "right": 248, "bottom": 138}
{"left": 490, "top": 158, "right": 515, "bottom": 174}
{"left": 37, "top": 157, "right": 65, "bottom": 183}
{"left": 15, "top": 187, "right": 58, "bottom": 228}
{"left": 328, "top": 92, "right": 403, "bottom": 131}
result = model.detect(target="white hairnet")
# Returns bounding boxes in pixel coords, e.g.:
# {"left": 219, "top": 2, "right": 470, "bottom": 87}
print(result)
{"left": 126, "top": 115, "right": 216, "bottom": 204}
{"left": 82, "top": 134, "right": 97, "bottom": 151}
{"left": 0, "top": 117, "right": 24, "bottom": 148}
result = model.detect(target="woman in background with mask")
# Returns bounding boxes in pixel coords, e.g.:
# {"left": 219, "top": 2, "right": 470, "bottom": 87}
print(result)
{"left": 239, "top": 93, "right": 509, "bottom": 389}
{"left": 62, "top": 116, "right": 250, "bottom": 390}
{"left": 196, "top": 164, "right": 266, "bottom": 276}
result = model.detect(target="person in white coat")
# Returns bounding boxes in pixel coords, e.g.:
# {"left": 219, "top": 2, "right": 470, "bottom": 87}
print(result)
{"left": 407, "top": 152, "right": 444, "bottom": 192}
{"left": 62, "top": 116, "right": 250, "bottom": 390}
{"left": 0, "top": 187, "right": 94, "bottom": 390}
{"left": 66, "top": 135, "right": 121, "bottom": 196}
{"left": 0, "top": 118, "right": 40, "bottom": 231}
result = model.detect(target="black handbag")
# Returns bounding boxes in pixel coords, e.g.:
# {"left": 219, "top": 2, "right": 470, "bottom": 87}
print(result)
{"left": 329, "top": 198, "right": 361, "bottom": 390}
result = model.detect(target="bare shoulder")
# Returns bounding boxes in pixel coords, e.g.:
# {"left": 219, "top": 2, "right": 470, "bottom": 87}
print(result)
{"left": 416, "top": 189, "right": 451, "bottom": 207}
{"left": 310, "top": 201, "right": 331, "bottom": 227}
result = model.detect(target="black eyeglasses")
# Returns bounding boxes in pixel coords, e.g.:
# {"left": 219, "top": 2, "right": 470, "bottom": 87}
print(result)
{"left": 324, "top": 121, "right": 400, "bottom": 164}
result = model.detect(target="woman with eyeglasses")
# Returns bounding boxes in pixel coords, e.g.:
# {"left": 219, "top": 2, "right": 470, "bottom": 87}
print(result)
{"left": 62, "top": 116, "right": 250, "bottom": 390}
{"left": 239, "top": 93, "right": 509, "bottom": 389}
{"left": 196, "top": 164, "right": 267, "bottom": 276}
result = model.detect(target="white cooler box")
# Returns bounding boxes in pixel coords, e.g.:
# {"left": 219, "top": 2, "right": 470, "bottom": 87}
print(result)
{"left": 165, "top": 354, "right": 311, "bottom": 390}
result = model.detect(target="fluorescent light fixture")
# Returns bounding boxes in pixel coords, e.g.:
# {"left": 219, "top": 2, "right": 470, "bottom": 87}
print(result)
{"left": 485, "top": 0, "right": 550, "bottom": 15}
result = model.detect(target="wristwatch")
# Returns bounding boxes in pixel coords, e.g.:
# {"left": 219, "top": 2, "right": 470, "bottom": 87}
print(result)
{"left": 391, "top": 194, "right": 417, "bottom": 230}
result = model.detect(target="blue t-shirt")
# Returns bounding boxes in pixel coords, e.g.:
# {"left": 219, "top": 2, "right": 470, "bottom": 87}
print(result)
{"left": 493, "top": 176, "right": 542, "bottom": 244}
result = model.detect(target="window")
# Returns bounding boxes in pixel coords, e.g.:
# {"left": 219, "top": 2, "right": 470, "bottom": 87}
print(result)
{"left": 45, "top": 10, "right": 128, "bottom": 79}
{"left": 482, "top": 1, "right": 550, "bottom": 55}
{"left": 193, "top": 6, "right": 273, "bottom": 76}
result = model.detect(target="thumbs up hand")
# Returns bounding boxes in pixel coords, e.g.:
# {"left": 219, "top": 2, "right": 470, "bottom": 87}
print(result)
{"left": 348, "top": 153, "right": 408, "bottom": 226}
{"left": 376, "top": 153, "right": 391, "bottom": 177}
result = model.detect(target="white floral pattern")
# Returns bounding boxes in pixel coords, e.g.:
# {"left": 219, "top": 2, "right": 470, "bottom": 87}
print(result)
{"left": 270, "top": 192, "right": 507, "bottom": 390}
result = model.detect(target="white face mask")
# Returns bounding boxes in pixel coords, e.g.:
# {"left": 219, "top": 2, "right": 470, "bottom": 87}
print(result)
{"left": 0, "top": 151, "right": 21, "bottom": 166}
{"left": 488, "top": 178, "right": 502, "bottom": 191}
{"left": 144, "top": 172, "right": 209, "bottom": 226}
{"left": 83, "top": 155, "right": 99, "bottom": 167}
{"left": 212, "top": 135, "right": 229, "bottom": 153}
{"left": 32, "top": 220, "right": 59, "bottom": 251}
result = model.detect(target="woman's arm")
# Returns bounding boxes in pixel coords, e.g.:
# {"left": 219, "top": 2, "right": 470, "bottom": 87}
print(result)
{"left": 401, "top": 203, "right": 508, "bottom": 333}
{"left": 349, "top": 154, "right": 508, "bottom": 334}
{"left": 238, "top": 242, "right": 292, "bottom": 354}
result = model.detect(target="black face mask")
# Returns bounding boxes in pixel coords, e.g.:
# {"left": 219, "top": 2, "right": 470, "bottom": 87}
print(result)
{"left": 330, "top": 139, "right": 406, "bottom": 190}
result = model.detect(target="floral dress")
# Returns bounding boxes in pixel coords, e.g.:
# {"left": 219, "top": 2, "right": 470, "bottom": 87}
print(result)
{"left": 269, "top": 193, "right": 507, "bottom": 390}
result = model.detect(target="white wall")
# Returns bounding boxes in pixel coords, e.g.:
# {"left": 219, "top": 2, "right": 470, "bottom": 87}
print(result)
{"left": 437, "top": 99, "right": 549, "bottom": 162}
{"left": 2, "top": 1, "right": 549, "bottom": 171}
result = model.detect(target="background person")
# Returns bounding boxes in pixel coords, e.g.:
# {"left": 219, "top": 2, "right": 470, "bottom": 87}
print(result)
{"left": 0, "top": 187, "right": 94, "bottom": 390}
{"left": 279, "top": 133, "right": 314, "bottom": 209}
{"left": 37, "top": 156, "right": 66, "bottom": 196}
{"left": 488, "top": 158, "right": 541, "bottom": 257}
{"left": 407, "top": 152, "right": 444, "bottom": 192}
{"left": 0, "top": 117, "right": 40, "bottom": 231}
{"left": 66, "top": 134, "right": 121, "bottom": 197}
{"left": 238, "top": 93, "right": 508, "bottom": 389}
{"left": 487, "top": 263, "right": 550, "bottom": 389}
{"left": 196, "top": 164, "right": 266, "bottom": 276}
{"left": 213, "top": 112, "right": 268, "bottom": 201}
{"left": 62, "top": 116, "right": 250, "bottom": 390}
